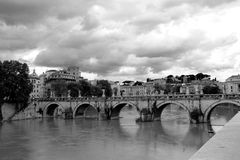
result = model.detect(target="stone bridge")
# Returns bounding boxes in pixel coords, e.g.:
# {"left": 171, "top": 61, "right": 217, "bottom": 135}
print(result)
{"left": 34, "top": 94, "right": 240, "bottom": 123}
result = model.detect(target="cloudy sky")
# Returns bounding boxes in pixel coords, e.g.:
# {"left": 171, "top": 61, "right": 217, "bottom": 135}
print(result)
{"left": 1, "top": 0, "right": 240, "bottom": 82}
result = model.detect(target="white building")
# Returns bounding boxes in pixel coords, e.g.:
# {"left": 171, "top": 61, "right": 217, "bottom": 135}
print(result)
{"left": 66, "top": 66, "right": 83, "bottom": 82}
{"left": 39, "top": 73, "right": 47, "bottom": 98}
{"left": 120, "top": 81, "right": 159, "bottom": 96}
{"left": 225, "top": 75, "right": 240, "bottom": 94}
{"left": 29, "top": 70, "right": 41, "bottom": 99}
{"left": 38, "top": 66, "right": 84, "bottom": 98}
{"left": 109, "top": 81, "right": 121, "bottom": 97}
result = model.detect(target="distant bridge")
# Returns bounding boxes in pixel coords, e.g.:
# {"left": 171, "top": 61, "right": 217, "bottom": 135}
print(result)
{"left": 34, "top": 94, "right": 240, "bottom": 123}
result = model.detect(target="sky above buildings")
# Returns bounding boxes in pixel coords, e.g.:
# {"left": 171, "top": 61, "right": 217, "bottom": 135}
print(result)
{"left": 0, "top": 0, "right": 240, "bottom": 82}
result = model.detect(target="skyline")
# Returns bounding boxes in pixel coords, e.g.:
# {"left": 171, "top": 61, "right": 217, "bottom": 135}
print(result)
{"left": 1, "top": 0, "right": 240, "bottom": 82}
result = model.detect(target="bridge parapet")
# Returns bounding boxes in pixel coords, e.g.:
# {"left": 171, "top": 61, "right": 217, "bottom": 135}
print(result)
{"left": 35, "top": 94, "right": 240, "bottom": 102}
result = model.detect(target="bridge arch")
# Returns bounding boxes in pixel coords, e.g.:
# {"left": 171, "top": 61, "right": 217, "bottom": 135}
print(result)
{"left": 204, "top": 100, "right": 240, "bottom": 122}
{"left": 73, "top": 103, "right": 98, "bottom": 118}
{"left": 111, "top": 102, "right": 138, "bottom": 119}
{"left": 155, "top": 101, "right": 191, "bottom": 120}
{"left": 44, "top": 102, "right": 65, "bottom": 117}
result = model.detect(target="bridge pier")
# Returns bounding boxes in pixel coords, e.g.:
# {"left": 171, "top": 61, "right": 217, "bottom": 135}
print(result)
{"left": 98, "top": 110, "right": 108, "bottom": 120}
{"left": 190, "top": 108, "right": 204, "bottom": 124}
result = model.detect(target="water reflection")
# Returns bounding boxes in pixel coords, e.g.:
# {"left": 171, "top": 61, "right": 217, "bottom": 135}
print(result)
{"left": 119, "top": 105, "right": 139, "bottom": 136}
{"left": 209, "top": 103, "right": 240, "bottom": 132}
{"left": 161, "top": 105, "right": 190, "bottom": 140}
{"left": 0, "top": 106, "right": 213, "bottom": 160}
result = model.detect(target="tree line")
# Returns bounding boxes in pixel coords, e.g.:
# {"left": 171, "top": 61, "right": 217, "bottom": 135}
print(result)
{"left": 166, "top": 73, "right": 211, "bottom": 83}
{"left": 153, "top": 82, "right": 221, "bottom": 94}
{"left": 50, "top": 79, "right": 112, "bottom": 98}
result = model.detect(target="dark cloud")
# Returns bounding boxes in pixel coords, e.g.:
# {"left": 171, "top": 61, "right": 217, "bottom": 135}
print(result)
{"left": 0, "top": 23, "right": 48, "bottom": 61}
{"left": 0, "top": 0, "right": 95, "bottom": 25}
{"left": 0, "top": 0, "right": 53, "bottom": 25}
{"left": 0, "top": 0, "right": 240, "bottom": 80}
{"left": 34, "top": 48, "right": 126, "bottom": 75}
{"left": 163, "top": 0, "right": 237, "bottom": 8}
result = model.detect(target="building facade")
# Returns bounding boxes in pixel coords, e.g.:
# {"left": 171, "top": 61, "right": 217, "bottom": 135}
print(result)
{"left": 29, "top": 70, "right": 41, "bottom": 99}
{"left": 37, "top": 66, "right": 84, "bottom": 98}
{"left": 119, "top": 79, "right": 166, "bottom": 96}
{"left": 225, "top": 75, "right": 240, "bottom": 94}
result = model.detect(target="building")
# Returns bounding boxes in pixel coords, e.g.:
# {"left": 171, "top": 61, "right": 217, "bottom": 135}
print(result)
{"left": 45, "top": 70, "right": 76, "bottom": 83}
{"left": 146, "top": 78, "right": 166, "bottom": 85}
{"left": 119, "top": 79, "right": 166, "bottom": 96}
{"left": 145, "top": 78, "right": 166, "bottom": 95}
{"left": 29, "top": 69, "right": 41, "bottom": 99}
{"left": 225, "top": 75, "right": 240, "bottom": 94}
{"left": 38, "top": 66, "right": 84, "bottom": 98}
{"left": 180, "top": 84, "right": 200, "bottom": 95}
{"left": 66, "top": 66, "right": 83, "bottom": 82}
{"left": 180, "top": 78, "right": 222, "bottom": 95}
{"left": 109, "top": 81, "right": 121, "bottom": 97}
{"left": 120, "top": 81, "right": 146, "bottom": 96}
{"left": 39, "top": 73, "right": 47, "bottom": 98}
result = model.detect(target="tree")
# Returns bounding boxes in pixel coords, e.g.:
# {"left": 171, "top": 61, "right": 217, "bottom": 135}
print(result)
{"left": 203, "top": 85, "right": 221, "bottom": 94}
{"left": 164, "top": 84, "right": 172, "bottom": 94}
{"left": 171, "top": 85, "right": 181, "bottom": 94}
{"left": 179, "top": 75, "right": 185, "bottom": 83}
{"left": 67, "top": 83, "right": 80, "bottom": 97}
{"left": 0, "top": 60, "right": 33, "bottom": 121}
{"left": 112, "top": 87, "right": 118, "bottom": 96}
{"left": 78, "top": 80, "right": 92, "bottom": 97}
{"left": 91, "top": 85, "right": 103, "bottom": 97}
{"left": 196, "top": 73, "right": 210, "bottom": 80}
{"left": 166, "top": 75, "right": 174, "bottom": 83}
{"left": 0, "top": 61, "right": 4, "bottom": 120}
{"left": 51, "top": 80, "right": 68, "bottom": 97}
{"left": 153, "top": 83, "right": 164, "bottom": 94}
{"left": 96, "top": 80, "right": 112, "bottom": 97}
{"left": 188, "top": 74, "right": 196, "bottom": 82}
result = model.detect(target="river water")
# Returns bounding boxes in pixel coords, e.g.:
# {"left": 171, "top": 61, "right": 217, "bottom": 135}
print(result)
{"left": 0, "top": 104, "right": 238, "bottom": 160}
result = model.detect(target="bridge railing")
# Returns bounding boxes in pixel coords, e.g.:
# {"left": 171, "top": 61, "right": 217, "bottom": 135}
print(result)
{"left": 34, "top": 94, "right": 240, "bottom": 102}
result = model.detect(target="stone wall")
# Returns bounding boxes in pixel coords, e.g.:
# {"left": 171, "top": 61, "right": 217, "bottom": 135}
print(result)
{"left": 1, "top": 103, "right": 16, "bottom": 121}
{"left": 1, "top": 103, "right": 42, "bottom": 122}
{"left": 11, "top": 104, "right": 42, "bottom": 121}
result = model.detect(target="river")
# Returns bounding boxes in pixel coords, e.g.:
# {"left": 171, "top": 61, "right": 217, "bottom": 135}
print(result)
{"left": 0, "top": 104, "right": 238, "bottom": 160}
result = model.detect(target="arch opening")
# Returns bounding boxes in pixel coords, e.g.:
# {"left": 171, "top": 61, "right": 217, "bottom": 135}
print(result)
{"left": 74, "top": 104, "right": 98, "bottom": 118}
{"left": 156, "top": 103, "right": 190, "bottom": 139}
{"left": 112, "top": 103, "right": 138, "bottom": 120}
{"left": 207, "top": 102, "right": 240, "bottom": 132}
{"left": 46, "top": 104, "right": 60, "bottom": 117}
{"left": 156, "top": 102, "right": 190, "bottom": 123}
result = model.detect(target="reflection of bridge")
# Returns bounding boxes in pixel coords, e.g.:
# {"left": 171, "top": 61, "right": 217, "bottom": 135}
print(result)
{"left": 35, "top": 94, "right": 240, "bottom": 123}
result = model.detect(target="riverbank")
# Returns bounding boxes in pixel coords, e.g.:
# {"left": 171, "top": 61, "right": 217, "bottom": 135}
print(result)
{"left": 1, "top": 103, "right": 42, "bottom": 123}
{"left": 189, "top": 111, "right": 240, "bottom": 160}
{"left": 11, "top": 109, "right": 42, "bottom": 121}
